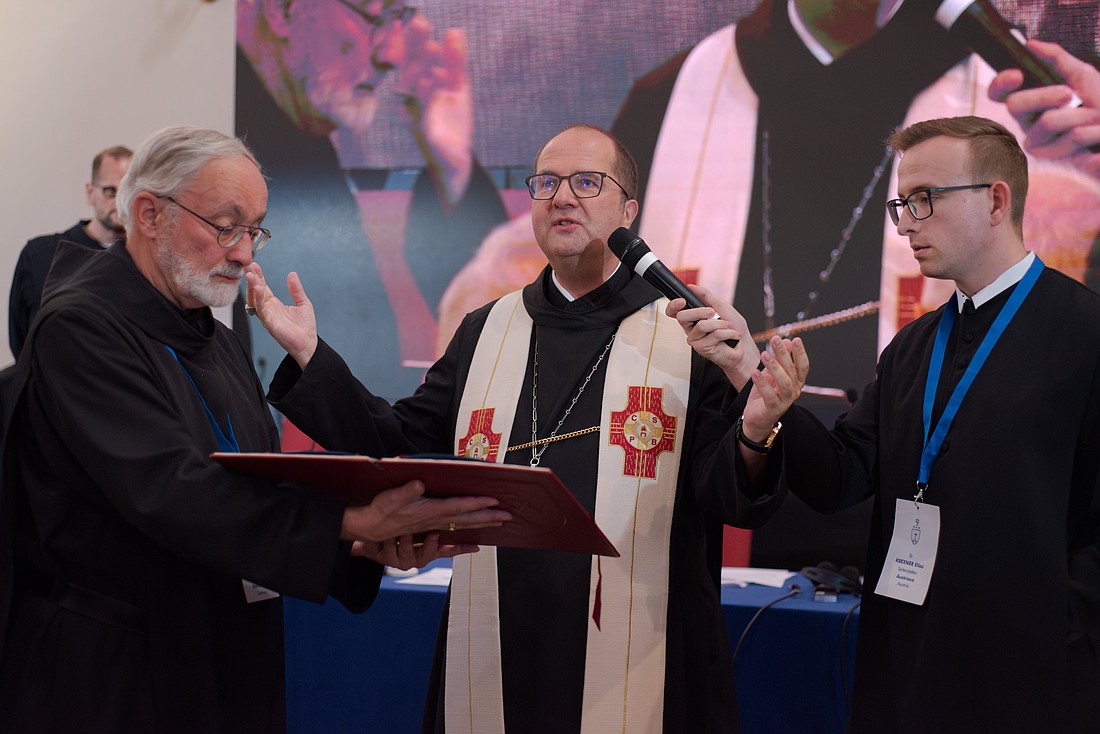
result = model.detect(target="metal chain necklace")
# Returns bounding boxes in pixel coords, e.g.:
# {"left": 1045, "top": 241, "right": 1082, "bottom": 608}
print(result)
{"left": 760, "top": 128, "right": 893, "bottom": 332}
{"left": 526, "top": 330, "right": 616, "bottom": 466}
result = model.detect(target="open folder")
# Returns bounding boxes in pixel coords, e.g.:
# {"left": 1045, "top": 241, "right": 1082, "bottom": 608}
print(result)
{"left": 212, "top": 452, "right": 619, "bottom": 557}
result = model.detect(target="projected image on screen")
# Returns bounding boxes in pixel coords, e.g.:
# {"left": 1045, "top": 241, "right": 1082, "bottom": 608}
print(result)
{"left": 236, "top": 0, "right": 744, "bottom": 392}
{"left": 235, "top": 0, "right": 1100, "bottom": 570}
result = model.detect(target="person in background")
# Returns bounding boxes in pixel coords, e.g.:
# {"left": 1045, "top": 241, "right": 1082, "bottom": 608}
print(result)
{"left": 8, "top": 142, "right": 257, "bottom": 363}
{"left": 0, "top": 125, "right": 508, "bottom": 734}
{"left": 8, "top": 145, "right": 132, "bottom": 360}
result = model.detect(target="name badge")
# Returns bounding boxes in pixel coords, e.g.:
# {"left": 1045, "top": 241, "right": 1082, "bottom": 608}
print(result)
{"left": 874, "top": 499, "right": 940, "bottom": 605}
{"left": 242, "top": 579, "right": 280, "bottom": 603}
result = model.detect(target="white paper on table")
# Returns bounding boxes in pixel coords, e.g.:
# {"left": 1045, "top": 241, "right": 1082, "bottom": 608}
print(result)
{"left": 720, "top": 567, "right": 796, "bottom": 588}
{"left": 395, "top": 567, "right": 454, "bottom": 586}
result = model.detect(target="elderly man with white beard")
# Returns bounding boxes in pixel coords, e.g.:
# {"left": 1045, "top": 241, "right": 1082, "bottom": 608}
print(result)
{"left": 0, "top": 125, "right": 508, "bottom": 734}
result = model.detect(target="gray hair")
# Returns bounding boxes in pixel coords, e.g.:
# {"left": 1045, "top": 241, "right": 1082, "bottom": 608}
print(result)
{"left": 117, "top": 126, "right": 260, "bottom": 234}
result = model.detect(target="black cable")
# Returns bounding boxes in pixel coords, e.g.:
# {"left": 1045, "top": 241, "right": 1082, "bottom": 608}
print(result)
{"left": 732, "top": 584, "right": 801, "bottom": 671}
{"left": 839, "top": 599, "right": 861, "bottom": 716}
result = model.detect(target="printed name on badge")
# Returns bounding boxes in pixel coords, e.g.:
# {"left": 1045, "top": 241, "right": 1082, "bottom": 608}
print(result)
{"left": 874, "top": 499, "right": 940, "bottom": 605}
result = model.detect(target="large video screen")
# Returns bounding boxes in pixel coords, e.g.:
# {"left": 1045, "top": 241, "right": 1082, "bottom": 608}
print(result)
{"left": 236, "top": 0, "right": 1100, "bottom": 568}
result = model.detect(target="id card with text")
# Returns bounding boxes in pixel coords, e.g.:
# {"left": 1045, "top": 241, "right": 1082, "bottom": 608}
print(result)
{"left": 874, "top": 499, "right": 940, "bottom": 605}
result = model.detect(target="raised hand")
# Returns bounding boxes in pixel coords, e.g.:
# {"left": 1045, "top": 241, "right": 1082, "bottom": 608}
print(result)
{"left": 741, "top": 336, "right": 809, "bottom": 443}
{"left": 245, "top": 263, "right": 319, "bottom": 369}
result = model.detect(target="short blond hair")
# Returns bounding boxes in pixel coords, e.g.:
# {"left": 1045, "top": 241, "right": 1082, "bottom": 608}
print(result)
{"left": 886, "top": 116, "right": 1028, "bottom": 236}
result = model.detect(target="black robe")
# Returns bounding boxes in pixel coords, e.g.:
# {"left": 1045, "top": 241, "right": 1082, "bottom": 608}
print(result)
{"left": 270, "top": 265, "right": 785, "bottom": 733}
{"left": 768, "top": 267, "right": 1100, "bottom": 733}
{"left": 0, "top": 242, "right": 382, "bottom": 734}
{"left": 8, "top": 221, "right": 102, "bottom": 360}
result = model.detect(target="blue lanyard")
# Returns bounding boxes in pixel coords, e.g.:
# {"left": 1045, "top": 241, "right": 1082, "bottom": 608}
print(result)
{"left": 164, "top": 345, "right": 240, "bottom": 453}
{"left": 917, "top": 257, "right": 1045, "bottom": 501}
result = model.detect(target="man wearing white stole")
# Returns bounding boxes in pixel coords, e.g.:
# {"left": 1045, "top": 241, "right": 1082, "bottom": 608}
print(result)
{"left": 249, "top": 124, "right": 787, "bottom": 733}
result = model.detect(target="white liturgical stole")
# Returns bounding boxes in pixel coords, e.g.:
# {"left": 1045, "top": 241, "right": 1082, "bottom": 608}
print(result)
{"left": 446, "top": 289, "right": 692, "bottom": 734}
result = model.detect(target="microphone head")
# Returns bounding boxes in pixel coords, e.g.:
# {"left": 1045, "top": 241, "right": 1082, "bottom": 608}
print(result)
{"left": 934, "top": 0, "right": 977, "bottom": 29}
{"left": 935, "top": 0, "right": 1067, "bottom": 87}
{"left": 607, "top": 227, "right": 649, "bottom": 269}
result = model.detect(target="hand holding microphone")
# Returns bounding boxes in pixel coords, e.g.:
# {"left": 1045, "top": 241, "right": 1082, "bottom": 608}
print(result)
{"left": 607, "top": 227, "right": 739, "bottom": 350}
{"left": 938, "top": 0, "right": 1100, "bottom": 156}
{"left": 936, "top": 0, "right": 1070, "bottom": 92}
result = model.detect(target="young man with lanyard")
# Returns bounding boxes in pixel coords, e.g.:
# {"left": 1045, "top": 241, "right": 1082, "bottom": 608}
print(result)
{"left": 250, "top": 123, "right": 786, "bottom": 733}
{"left": 674, "top": 115, "right": 1100, "bottom": 732}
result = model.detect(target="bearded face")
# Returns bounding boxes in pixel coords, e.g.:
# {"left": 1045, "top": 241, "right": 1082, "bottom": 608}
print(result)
{"left": 154, "top": 208, "right": 246, "bottom": 310}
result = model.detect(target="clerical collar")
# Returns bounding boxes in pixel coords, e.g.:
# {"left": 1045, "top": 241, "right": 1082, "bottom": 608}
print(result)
{"left": 550, "top": 262, "right": 622, "bottom": 302}
{"left": 788, "top": 0, "right": 905, "bottom": 65}
{"left": 955, "top": 251, "right": 1036, "bottom": 312}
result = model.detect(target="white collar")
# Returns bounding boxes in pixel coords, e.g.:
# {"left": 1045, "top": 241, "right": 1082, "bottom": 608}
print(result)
{"left": 955, "top": 251, "right": 1035, "bottom": 312}
{"left": 550, "top": 263, "right": 621, "bottom": 302}
{"left": 788, "top": 0, "right": 905, "bottom": 66}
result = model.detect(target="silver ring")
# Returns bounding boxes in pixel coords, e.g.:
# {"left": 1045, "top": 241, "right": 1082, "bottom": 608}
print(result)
{"left": 244, "top": 305, "right": 257, "bottom": 317}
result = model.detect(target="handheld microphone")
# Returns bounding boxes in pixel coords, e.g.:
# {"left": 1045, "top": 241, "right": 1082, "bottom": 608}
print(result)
{"left": 936, "top": 0, "right": 1099, "bottom": 153}
{"left": 607, "top": 227, "right": 739, "bottom": 349}
{"left": 935, "top": 0, "right": 1070, "bottom": 92}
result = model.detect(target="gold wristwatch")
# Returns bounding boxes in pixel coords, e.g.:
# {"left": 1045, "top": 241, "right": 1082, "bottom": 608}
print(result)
{"left": 735, "top": 416, "right": 781, "bottom": 454}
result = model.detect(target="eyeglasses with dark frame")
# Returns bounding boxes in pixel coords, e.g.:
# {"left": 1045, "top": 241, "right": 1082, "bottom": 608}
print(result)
{"left": 159, "top": 195, "right": 271, "bottom": 252}
{"left": 525, "top": 171, "right": 631, "bottom": 200}
{"left": 91, "top": 184, "right": 118, "bottom": 199}
{"left": 886, "top": 184, "right": 991, "bottom": 226}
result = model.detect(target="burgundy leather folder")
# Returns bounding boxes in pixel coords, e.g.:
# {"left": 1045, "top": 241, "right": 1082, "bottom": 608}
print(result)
{"left": 213, "top": 452, "right": 619, "bottom": 557}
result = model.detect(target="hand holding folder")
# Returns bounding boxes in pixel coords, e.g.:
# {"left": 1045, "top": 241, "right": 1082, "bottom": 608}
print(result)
{"left": 213, "top": 453, "right": 619, "bottom": 556}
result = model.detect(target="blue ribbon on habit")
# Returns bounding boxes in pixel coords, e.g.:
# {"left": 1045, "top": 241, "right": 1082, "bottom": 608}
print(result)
{"left": 164, "top": 344, "right": 240, "bottom": 453}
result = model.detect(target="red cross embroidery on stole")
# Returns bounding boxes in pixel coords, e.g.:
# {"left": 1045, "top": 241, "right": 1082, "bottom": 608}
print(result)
{"left": 608, "top": 386, "right": 677, "bottom": 479}
{"left": 458, "top": 408, "right": 502, "bottom": 462}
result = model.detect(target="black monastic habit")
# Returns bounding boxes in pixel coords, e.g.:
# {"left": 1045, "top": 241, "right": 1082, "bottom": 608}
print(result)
{"left": 0, "top": 242, "right": 381, "bottom": 733}
{"left": 769, "top": 267, "right": 1100, "bottom": 733}
{"left": 8, "top": 221, "right": 103, "bottom": 359}
{"left": 271, "top": 265, "right": 785, "bottom": 733}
